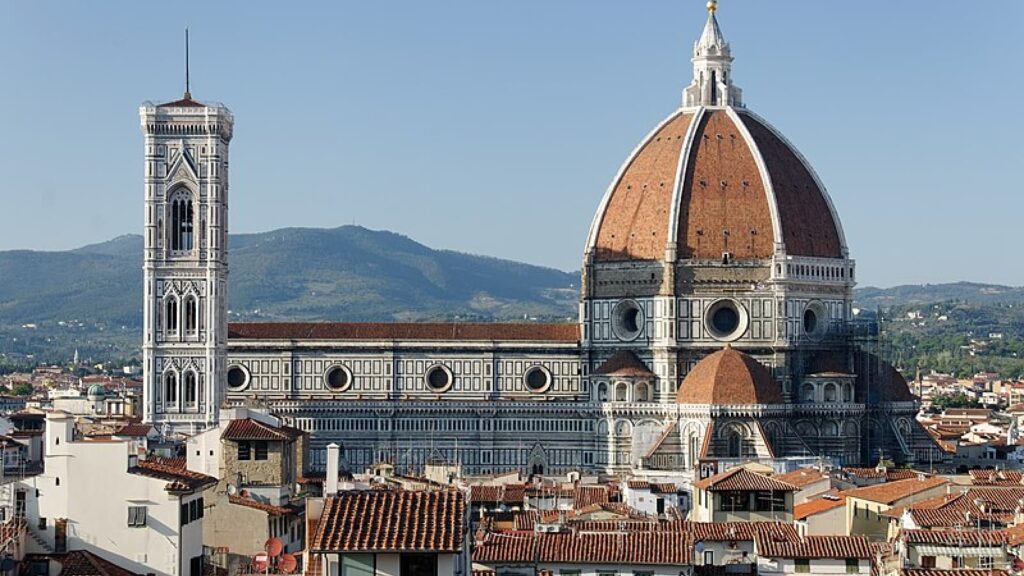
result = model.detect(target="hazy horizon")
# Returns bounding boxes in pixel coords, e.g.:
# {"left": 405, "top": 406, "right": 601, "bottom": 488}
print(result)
{"left": 2, "top": 1, "right": 1021, "bottom": 287}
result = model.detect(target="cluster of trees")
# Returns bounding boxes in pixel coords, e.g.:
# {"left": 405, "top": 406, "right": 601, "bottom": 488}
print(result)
{"left": 881, "top": 301, "right": 1024, "bottom": 380}
{"left": 925, "top": 393, "right": 983, "bottom": 414}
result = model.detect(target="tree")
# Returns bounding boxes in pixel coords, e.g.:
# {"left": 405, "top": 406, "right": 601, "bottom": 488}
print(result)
{"left": 10, "top": 383, "right": 33, "bottom": 397}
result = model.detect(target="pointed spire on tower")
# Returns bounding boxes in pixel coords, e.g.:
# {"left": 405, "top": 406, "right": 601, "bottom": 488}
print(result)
{"left": 683, "top": 1, "right": 743, "bottom": 108}
{"left": 184, "top": 28, "right": 192, "bottom": 100}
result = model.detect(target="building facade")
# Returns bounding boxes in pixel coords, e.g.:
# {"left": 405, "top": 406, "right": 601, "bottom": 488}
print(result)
{"left": 140, "top": 92, "right": 233, "bottom": 433}
{"left": 141, "top": 4, "right": 942, "bottom": 477}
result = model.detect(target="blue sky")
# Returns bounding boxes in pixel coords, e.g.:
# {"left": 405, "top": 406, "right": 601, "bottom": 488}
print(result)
{"left": 1, "top": 1, "right": 1021, "bottom": 287}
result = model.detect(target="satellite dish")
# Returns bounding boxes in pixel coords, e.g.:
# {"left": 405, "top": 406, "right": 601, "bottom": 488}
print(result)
{"left": 251, "top": 552, "right": 269, "bottom": 572}
{"left": 227, "top": 484, "right": 238, "bottom": 496}
{"left": 265, "top": 537, "right": 284, "bottom": 558}
{"left": 279, "top": 553, "right": 298, "bottom": 574}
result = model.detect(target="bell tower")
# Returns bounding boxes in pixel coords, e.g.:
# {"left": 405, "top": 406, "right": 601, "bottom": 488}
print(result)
{"left": 139, "top": 41, "right": 233, "bottom": 433}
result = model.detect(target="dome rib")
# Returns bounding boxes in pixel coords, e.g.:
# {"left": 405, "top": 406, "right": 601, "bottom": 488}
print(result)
{"left": 676, "top": 347, "right": 783, "bottom": 405}
{"left": 587, "top": 111, "right": 694, "bottom": 262}
{"left": 737, "top": 110, "right": 847, "bottom": 258}
{"left": 726, "top": 106, "right": 784, "bottom": 251}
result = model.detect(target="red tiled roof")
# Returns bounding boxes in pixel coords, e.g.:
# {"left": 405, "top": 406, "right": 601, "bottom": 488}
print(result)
{"left": 677, "top": 347, "right": 783, "bottom": 405}
{"left": 228, "top": 495, "right": 302, "bottom": 516}
{"left": 594, "top": 351, "right": 655, "bottom": 377}
{"left": 901, "top": 529, "right": 1007, "bottom": 546}
{"left": 573, "top": 486, "right": 609, "bottom": 508}
{"left": 149, "top": 455, "right": 187, "bottom": 470}
{"left": 901, "top": 565, "right": 1011, "bottom": 569}
{"left": 28, "top": 549, "right": 143, "bottom": 576}
{"left": 627, "top": 480, "right": 651, "bottom": 490}
{"left": 794, "top": 496, "right": 845, "bottom": 520}
{"left": 113, "top": 424, "right": 154, "bottom": 437}
{"left": 756, "top": 535, "right": 872, "bottom": 559}
{"left": 129, "top": 459, "right": 217, "bottom": 493}
{"left": 470, "top": 484, "right": 526, "bottom": 505}
{"left": 901, "top": 571, "right": 1009, "bottom": 576}
{"left": 228, "top": 322, "right": 580, "bottom": 343}
{"left": 310, "top": 490, "right": 465, "bottom": 553}
{"left": 157, "top": 97, "right": 206, "bottom": 108}
{"left": 775, "top": 468, "right": 828, "bottom": 489}
{"left": 473, "top": 530, "right": 693, "bottom": 566}
{"left": 969, "top": 469, "right": 1023, "bottom": 486}
{"left": 693, "top": 467, "right": 798, "bottom": 492}
{"left": 844, "top": 476, "right": 948, "bottom": 505}
{"left": 222, "top": 418, "right": 303, "bottom": 441}
{"left": 688, "top": 521, "right": 799, "bottom": 542}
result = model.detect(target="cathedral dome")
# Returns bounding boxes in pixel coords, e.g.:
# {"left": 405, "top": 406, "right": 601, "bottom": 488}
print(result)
{"left": 584, "top": 6, "right": 846, "bottom": 264}
{"left": 676, "top": 347, "right": 783, "bottom": 405}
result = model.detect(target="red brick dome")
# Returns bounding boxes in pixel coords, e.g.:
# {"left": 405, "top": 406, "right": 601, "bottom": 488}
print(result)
{"left": 586, "top": 108, "right": 846, "bottom": 263}
{"left": 676, "top": 347, "right": 783, "bottom": 405}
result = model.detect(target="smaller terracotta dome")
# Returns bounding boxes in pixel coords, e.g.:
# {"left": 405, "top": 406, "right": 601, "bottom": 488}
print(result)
{"left": 677, "top": 347, "right": 783, "bottom": 405}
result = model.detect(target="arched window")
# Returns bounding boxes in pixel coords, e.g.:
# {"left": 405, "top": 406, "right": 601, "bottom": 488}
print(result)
{"left": 165, "top": 372, "right": 178, "bottom": 404}
{"left": 169, "top": 189, "right": 194, "bottom": 252}
{"left": 184, "top": 297, "right": 198, "bottom": 333}
{"left": 615, "top": 383, "right": 628, "bottom": 402}
{"left": 635, "top": 382, "right": 650, "bottom": 402}
{"left": 184, "top": 372, "right": 197, "bottom": 404}
{"left": 842, "top": 383, "right": 853, "bottom": 403}
{"left": 727, "top": 430, "right": 742, "bottom": 457}
{"left": 823, "top": 421, "right": 839, "bottom": 436}
{"left": 823, "top": 383, "right": 837, "bottom": 403}
{"left": 597, "top": 383, "right": 608, "bottom": 402}
{"left": 802, "top": 383, "right": 815, "bottom": 403}
{"left": 688, "top": 433, "right": 700, "bottom": 469}
{"left": 165, "top": 297, "right": 179, "bottom": 334}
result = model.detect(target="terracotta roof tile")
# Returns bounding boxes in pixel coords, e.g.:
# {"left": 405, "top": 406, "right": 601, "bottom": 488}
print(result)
{"left": 737, "top": 112, "right": 842, "bottom": 258}
{"left": 901, "top": 529, "right": 1007, "bottom": 546}
{"left": 775, "top": 467, "right": 828, "bottom": 489}
{"left": 113, "top": 424, "right": 154, "bottom": 437}
{"left": 573, "top": 486, "right": 609, "bottom": 508}
{"left": 593, "top": 111, "right": 694, "bottom": 262}
{"left": 844, "top": 476, "right": 948, "bottom": 505}
{"left": 694, "top": 467, "right": 797, "bottom": 492}
{"left": 228, "top": 495, "right": 302, "bottom": 516}
{"left": 677, "top": 347, "right": 782, "bottom": 405}
{"left": 222, "top": 418, "right": 302, "bottom": 441}
{"left": 310, "top": 490, "right": 465, "bottom": 553}
{"left": 677, "top": 110, "right": 775, "bottom": 260}
{"left": 901, "top": 571, "right": 1009, "bottom": 576}
{"left": 794, "top": 496, "right": 846, "bottom": 520}
{"left": 129, "top": 459, "right": 217, "bottom": 493}
{"left": 473, "top": 530, "right": 693, "bottom": 566}
{"left": 31, "top": 550, "right": 142, "bottom": 576}
{"left": 756, "top": 535, "right": 872, "bottom": 559}
{"left": 157, "top": 97, "right": 206, "bottom": 108}
{"left": 969, "top": 469, "right": 1023, "bottom": 486}
{"left": 228, "top": 322, "right": 579, "bottom": 342}
{"left": 594, "top": 351, "right": 655, "bottom": 377}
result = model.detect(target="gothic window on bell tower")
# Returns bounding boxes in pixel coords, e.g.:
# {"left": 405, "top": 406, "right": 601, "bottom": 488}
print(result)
{"left": 165, "top": 297, "right": 179, "bottom": 335}
{"left": 184, "top": 371, "right": 197, "bottom": 405}
{"left": 169, "top": 189, "right": 194, "bottom": 252}
{"left": 184, "top": 296, "right": 198, "bottom": 334}
{"left": 165, "top": 372, "right": 178, "bottom": 405}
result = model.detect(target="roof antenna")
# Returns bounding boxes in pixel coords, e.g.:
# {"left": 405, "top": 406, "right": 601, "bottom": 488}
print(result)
{"left": 184, "top": 28, "right": 191, "bottom": 99}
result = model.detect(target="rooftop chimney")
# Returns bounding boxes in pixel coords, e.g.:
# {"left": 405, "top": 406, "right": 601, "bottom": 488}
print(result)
{"left": 326, "top": 443, "right": 340, "bottom": 495}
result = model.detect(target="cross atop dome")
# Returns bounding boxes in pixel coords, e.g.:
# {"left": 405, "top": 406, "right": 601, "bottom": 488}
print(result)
{"left": 683, "top": 0, "right": 743, "bottom": 108}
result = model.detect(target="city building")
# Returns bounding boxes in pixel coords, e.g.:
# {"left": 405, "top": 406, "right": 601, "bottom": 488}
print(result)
{"left": 140, "top": 3, "right": 942, "bottom": 483}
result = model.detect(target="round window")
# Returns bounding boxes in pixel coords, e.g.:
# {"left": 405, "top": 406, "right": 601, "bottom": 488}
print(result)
{"left": 524, "top": 366, "right": 552, "bottom": 393}
{"left": 612, "top": 300, "right": 644, "bottom": 341}
{"left": 705, "top": 299, "right": 748, "bottom": 341}
{"left": 425, "top": 365, "right": 454, "bottom": 392}
{"left": 803, "top": 301, "right": 826, "bottom": 339}
{"left": 325, "top": 365, "right": 352, "bottom": 391}
{"left": 226, "top": 365, "right": 250, "bottom": 391}
{"left": 803, "top": 308, "right": 818, "bottom": 334}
